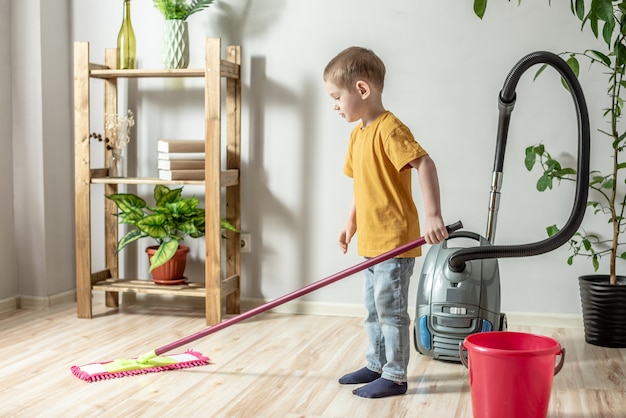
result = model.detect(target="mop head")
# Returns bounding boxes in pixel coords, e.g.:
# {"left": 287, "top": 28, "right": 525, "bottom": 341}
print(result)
{"left": 71, "top": 349, "right": 210, "bottom": 382}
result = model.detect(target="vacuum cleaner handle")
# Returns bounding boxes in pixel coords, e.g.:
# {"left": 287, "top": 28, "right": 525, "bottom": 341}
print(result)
{"left": 154, "top": 220, "right": 463, "bottom": 355}
{"left": 449, "top": 51, "right": 590, "bottom": 272}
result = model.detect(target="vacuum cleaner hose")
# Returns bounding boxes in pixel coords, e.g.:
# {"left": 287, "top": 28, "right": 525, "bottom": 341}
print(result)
{"left": 448, "top": 51, "right": 590, "bottom": 272}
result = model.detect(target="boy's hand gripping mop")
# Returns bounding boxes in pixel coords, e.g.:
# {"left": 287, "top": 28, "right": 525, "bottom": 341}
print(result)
{"left": 72, "top": 221, "right": 462, "bottom": 382}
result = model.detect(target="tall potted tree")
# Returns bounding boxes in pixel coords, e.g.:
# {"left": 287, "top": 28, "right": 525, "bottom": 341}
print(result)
{"left": 473, "top": 0, "right": 626, "bottom": 347}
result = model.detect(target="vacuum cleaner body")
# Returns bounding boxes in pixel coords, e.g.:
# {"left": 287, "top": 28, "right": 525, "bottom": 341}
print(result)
{"left": 414, "top": 232, "right": 507, "bottom": 362}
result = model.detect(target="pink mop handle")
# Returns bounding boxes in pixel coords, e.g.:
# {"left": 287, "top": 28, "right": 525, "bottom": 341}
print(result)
{"left": 155, "top": 220, "right": 463, "bottom": 355}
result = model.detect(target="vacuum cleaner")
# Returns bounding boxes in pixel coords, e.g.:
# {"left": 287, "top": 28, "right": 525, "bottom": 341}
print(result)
{"left": 414, "top": 51, "right": 591, "bottom": 362}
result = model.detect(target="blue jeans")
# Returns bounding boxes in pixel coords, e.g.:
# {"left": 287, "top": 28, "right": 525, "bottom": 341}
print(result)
{"left": 363, "top": 257, "right": 415, "bottom": 382}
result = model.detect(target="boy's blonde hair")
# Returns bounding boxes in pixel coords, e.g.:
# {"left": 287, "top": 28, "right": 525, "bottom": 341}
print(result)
{"left": 323, "top": 47, "right": 386, "bottom": 91}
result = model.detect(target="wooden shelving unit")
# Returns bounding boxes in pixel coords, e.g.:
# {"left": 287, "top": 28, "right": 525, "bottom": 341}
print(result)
{"left": 74, "top": 38, "right": 241, "bottom": 325}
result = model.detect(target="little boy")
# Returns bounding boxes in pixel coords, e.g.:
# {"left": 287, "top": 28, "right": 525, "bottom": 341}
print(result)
{"left": 323, "top": 47, "right": 448, "bottom": 398}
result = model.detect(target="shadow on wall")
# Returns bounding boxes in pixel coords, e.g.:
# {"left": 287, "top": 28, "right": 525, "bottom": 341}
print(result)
{"left": 243, "top": 55, "right": 308, "bottom": 300}
{"left": 209, "top": 0, "right": 287, "bottom": 45}
{"left": 243, "top": 54, "right": 324, "bottom": 301}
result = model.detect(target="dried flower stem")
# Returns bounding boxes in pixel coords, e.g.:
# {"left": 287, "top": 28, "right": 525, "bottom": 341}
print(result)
{"left": 104, "top": 109, "right": 135, "bottom": 150}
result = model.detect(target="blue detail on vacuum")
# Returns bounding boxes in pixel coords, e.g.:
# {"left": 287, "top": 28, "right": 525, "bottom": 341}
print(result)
{"left": 418, "top": 316, "right": 431, "bottom": 350}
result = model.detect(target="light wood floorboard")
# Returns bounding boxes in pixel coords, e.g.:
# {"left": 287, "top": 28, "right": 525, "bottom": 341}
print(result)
{"left": 0, "top": 299, "right": 625, "bottom": 417}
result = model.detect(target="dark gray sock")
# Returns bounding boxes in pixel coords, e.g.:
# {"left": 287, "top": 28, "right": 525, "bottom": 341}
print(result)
{"left": 338, "top": 367, "right": 381, "bottom": 384}
{"left": 352, "top": 377, "right": 408, "bottom": 398}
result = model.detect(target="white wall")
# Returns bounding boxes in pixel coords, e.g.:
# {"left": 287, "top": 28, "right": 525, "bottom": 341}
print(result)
{"left": 1, "top": 0, "right": 74, "bottom": 307}
{"left": 0, "top": 0, "right": 18, "bottom": 302}
{"left": 67, "top": 0, "right": 616, "bottom": 315}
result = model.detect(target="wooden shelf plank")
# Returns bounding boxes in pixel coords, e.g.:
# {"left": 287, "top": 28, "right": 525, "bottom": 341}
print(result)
{"left": 93, "top": 279, "right": 206, "bottom": 297}
{"left": 90, "top": 169, "right": 238, "bottom": 187}
{"left": 92, "top": 276, "right": 239, "bottom": 298}
{"left": 221, "top": 274, "right": 240, "bottom": 297}
{"left": 88, "top": 60, "right": 239, "bottom": 80}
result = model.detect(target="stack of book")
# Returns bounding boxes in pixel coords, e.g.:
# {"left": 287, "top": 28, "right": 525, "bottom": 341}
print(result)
{"left": 157, "top": 139, "right": 205, "bottom": 180}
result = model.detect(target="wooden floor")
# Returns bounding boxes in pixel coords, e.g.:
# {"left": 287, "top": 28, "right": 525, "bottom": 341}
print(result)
{"left": 1, "top": 299, "right": 625, "bottom": 417}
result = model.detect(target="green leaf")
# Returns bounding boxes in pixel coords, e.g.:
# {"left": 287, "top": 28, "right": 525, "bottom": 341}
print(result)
{"left": 590, "top": 175, "right": 605, "bottom": 185}
{"left": 537, "top": 174, "right": 552, "bottom": 191}
{"left": 149, "top": 239, "right": 180, "bottom": 271}
{"left": 474, "top": 0, "right": 487, "bottom": 19}
{"left": 587, "top": 200, "right": 599, "bottom": 208}
{"left": 591, "top": 0, "right": 614, "bottom": 22}
{"left": 137, "top": 214, "right": 168, "bottom": 239}
{"left": 106, "top": 193, "right": 147, "bottom": 214}
{"left": 592, "top": 255, "right": 600, "bottom": 271}
{"left": 533, "top": 64, "right": 549, "bottom": 81}
{"left": 117, "top": 229, "right": 147, "bottom": 252}
{"left": 152, "top": 0, "right": 213, "bottom": 20}
{"left": 616, "top": 41, "right": 626, "bottom": 66}
{"left": 154, "top": 184, "right": 182, "bottom": 207}
{"left": 524, "top": 146, "right": 537, "bottom": 170}
{"left": 589, "top": 49, "right": 611, "bottom": 65}
{"left": 116, "top": 210, "right": 144, "bottom": 225}
{"left": 587, "top": 10, "right": 598, "bottom": 36}
{"left": 545, "top": 158, "right": 562, "bottom": 172}
{"left": 187, "top": 0, "right": 215, "bottom": 18}
{"left": 546, "top": 224, "right": 560, "bottom": 237}
{"left": 177, "top": 220, "right": 199, "bottom": 235}
{"left": 574, "top": 0, "right": 585, "bottom": 20}
{"left": 221, "top": 219, "right": 239, "bottom": 232}
{"left": 602, "top": 19, "right": 615, "bottom": 45}
{"left": 566, "top": 55, "right": 580, "bottom": 78}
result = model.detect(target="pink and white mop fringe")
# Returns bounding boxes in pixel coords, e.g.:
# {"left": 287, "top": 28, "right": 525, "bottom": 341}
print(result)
{"left": 71, "top": 350, "right": 210, "bottom": 383}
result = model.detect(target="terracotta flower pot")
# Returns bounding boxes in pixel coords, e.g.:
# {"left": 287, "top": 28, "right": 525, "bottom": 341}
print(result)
{"left": 146, "top": 245, "right": 190, "bottom": 284}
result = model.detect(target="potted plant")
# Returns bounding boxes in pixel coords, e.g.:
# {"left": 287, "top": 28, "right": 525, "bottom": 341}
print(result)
{"left": 107, "top": 184, "right": 238, "bottom": 284}
{"left": 152, "top": 0, "right": 216, "bottom": 69}
{"left": 473, "top": 0, "right": 626, "bottom": 347}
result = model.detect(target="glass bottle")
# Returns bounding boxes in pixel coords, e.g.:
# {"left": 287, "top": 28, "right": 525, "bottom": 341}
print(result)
{"left": 117, "top": 0, "right": 136, "bottom": 69}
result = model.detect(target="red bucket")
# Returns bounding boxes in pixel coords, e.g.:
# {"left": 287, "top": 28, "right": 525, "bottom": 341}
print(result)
{"left": 460, "top": 331, "right": 565, "bottom": 418}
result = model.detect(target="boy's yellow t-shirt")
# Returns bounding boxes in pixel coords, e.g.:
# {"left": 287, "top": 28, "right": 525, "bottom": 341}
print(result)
{"left": 344, "top": 111, "right": 427, "bottom": 258}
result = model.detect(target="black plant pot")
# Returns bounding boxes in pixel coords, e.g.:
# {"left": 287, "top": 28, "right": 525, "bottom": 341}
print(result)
{"left": 578, "top": 275, "right": 626, "bottom": 348}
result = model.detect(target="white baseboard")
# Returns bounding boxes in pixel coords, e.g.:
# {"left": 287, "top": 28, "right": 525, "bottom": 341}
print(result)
{"left": 242, "top": 298, "right": 367, "bottom": 318}
{"left": 504, "top": 311, "right": 583, "bottom": 329}
{"left": 241, "top": 299, "right": 583, "bottom": 328}
{"left": 16, "top": 290, "right": 76, "bottom": 310}
{"left": 3, "top": 290, "right": 583, "bottom": 329}
{"left": 0, "top": 297, "right": 18, "bottom": 314}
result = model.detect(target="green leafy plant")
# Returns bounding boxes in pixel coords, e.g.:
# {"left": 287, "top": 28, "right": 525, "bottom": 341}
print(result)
{"left": 107, "top": 184, "right": 238, "bottom": 271}
{"left": 152, "top": 0, "right": 215, "bottom": 20}
{"left": 474, "top": 0, "right": 626, "bottom": 285}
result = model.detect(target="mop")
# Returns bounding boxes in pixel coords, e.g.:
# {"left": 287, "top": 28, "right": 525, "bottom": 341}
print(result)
{"left": 71, "top": 221, "right": 462, "bottom": 382}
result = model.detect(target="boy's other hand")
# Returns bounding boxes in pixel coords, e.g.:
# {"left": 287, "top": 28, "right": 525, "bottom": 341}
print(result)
{"left": 338, "top": 225, "right": 356, "bottom": 254}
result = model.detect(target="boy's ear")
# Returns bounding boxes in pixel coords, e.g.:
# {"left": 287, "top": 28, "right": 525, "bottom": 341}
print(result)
{"left": 355, "top": 80, "right": 370, "bottom": 99}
